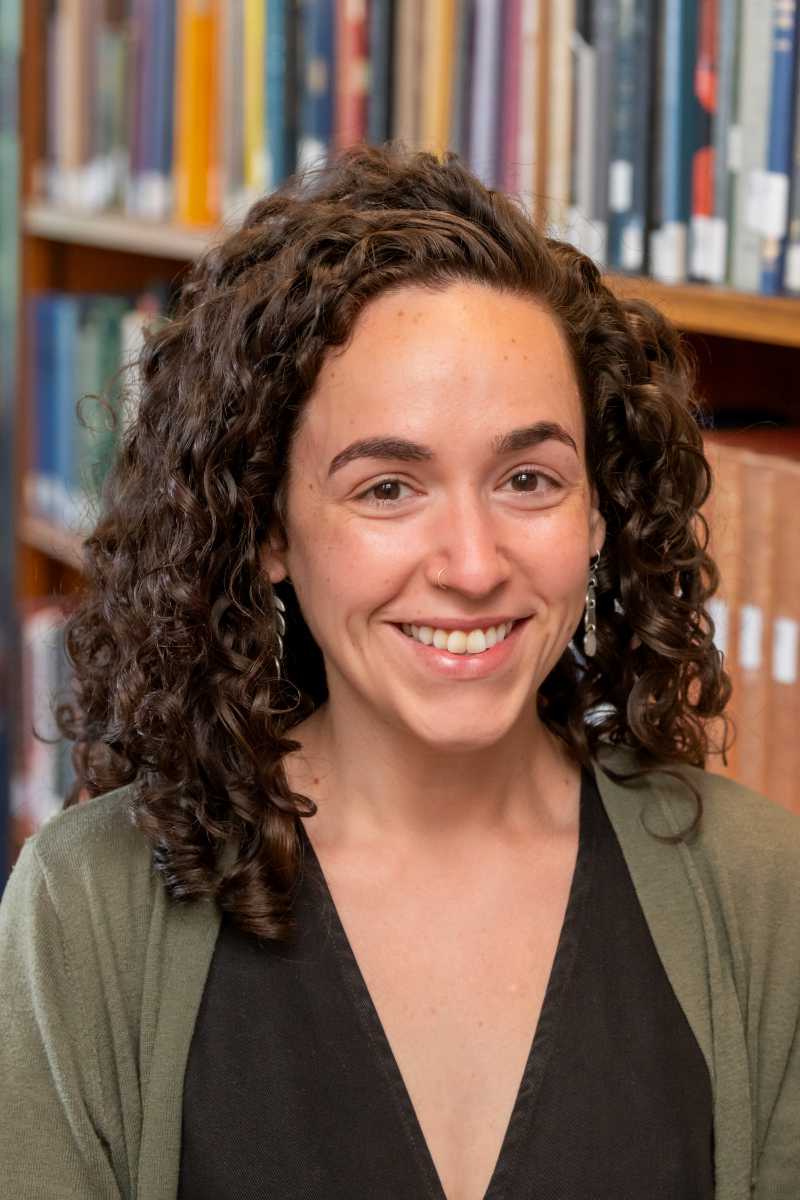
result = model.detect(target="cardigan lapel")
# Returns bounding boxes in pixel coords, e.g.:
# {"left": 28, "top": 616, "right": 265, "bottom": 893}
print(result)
{"left": 592, "top": 744, "right": 754, "bottom": 1199}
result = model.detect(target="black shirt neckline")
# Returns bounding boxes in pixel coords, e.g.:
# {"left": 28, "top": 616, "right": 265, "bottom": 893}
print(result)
{"left": 295, "top": 767, "right": 597, "bottom": 1200}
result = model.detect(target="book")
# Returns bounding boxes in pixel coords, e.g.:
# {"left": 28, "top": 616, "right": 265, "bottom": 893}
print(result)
{"left": 758, "top": 0, "right": 799, "bottom": 295}
{"left": 731, "top": 0, "right": 774, "bottom": 291}
{"left": 649, "top": 0, "right": 702, "bottom": 284}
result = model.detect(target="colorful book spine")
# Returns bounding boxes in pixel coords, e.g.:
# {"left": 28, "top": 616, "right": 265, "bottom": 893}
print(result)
{"left": 469, "top": 0, "right": 504, "bottom": 188}
{"left": 515, "top": 0, "right": 542, "bottom": 221}
{"left": 589, "top": 0, "right": 617, "bottom": 267}
{"left": 297, "top": 0, "right": 336, "bottom": 173}
{"left": 785, "top": 50, "right": 800, "bottom": 293}
{"left": 174, "top": 0, "right": 219, "bottom": 226}
{"left": 689, "top": 0, "right": 718, "bottom": 282}
{"left": 758, "top": 0, "right": 799, "bottom": 295}
{"left": 266, "top": 0, "right": 296, "bottom": 191}
{"left": 608, "top": 0, "right": 654, "bottom": 273}
{"left": 711, "top": 0, "right": 740, "bottom": 286}
{"left": 650, "top": 0, "right": 701, "bottom": 283}
{"left": 731, "top": 0, "right": 774, "bottom": 291}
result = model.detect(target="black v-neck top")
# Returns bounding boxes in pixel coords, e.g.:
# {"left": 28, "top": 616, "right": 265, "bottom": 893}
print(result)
{"left": 178, "top": 769, "right": 714, "bottom": 1199}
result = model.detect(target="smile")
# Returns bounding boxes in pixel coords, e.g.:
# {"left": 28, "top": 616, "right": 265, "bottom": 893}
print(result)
{"left": 400, "top": 620, "right": 517, "bottom": 656}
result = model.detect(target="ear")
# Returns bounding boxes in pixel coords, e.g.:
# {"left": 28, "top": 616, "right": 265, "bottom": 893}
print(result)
{"left": 259, "top": 532, "right": 290, "bottom": 586}
{"left": 589, "top": 489, "right": 606, "bottom": 560}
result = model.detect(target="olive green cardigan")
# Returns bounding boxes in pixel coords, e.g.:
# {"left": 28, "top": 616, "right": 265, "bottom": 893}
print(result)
{"left": 1, "top": 743, "right": 799, "bottom": 1199}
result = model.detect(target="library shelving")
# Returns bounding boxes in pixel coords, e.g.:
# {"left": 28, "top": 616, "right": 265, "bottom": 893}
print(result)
{"left": 5, "top": 0, "right": 800, "bottom": 884}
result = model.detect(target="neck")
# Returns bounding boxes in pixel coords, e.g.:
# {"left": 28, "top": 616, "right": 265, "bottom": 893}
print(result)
{"left": 283, "top": 698, "right": 581, "bottom": 853}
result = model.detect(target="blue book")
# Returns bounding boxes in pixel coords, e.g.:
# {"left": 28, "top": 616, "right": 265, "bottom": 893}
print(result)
{"left": 297, "top": 0, "right": 335, "bottom": 173}
{"left": 759, "top": 0, "right": 799, "bottom": 294}
{"left": 608, "top": 0, "right": 655, "bottom": 273}
{"left": 266, "top": 0, "right": 295, "bottom": 189}
{"left": 51, "top": 295, "right": 80, "bottom": 528}
{"left": 650, "top": 0, "right": 701, "bottom": 283}
{"left": 29, "top": 295, "right": 58, "bottom": 521}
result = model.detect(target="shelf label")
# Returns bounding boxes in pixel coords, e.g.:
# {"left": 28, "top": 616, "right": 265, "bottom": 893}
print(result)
{"left": 609, "top": 160, "right": 634, "bottom": 213}
{"left": 708, "top": 598, "right": 729, "bottom": 657}
{"left": 773, "top": 618, "right": 799, "bottom": 685}
{"left": 739, "top": 604, "right": 763, "bottom": 671}
{"left": 745, "top": 170, "right": 790, "bottom": 239}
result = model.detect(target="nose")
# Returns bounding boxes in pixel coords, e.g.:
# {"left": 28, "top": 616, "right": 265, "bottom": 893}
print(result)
{"left": 429, "top": 492, "right": 511, "bottom": 598}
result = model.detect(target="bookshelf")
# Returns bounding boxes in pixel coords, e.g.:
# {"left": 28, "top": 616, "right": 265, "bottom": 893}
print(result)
{"left": 5, "top": 1, "right": 800, "bottom": 884}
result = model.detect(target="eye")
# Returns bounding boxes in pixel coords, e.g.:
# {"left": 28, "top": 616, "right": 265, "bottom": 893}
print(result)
{"left": 502, "top": 469, "right": 562, "bottom": 494}
{"left": 357, "top": 478, "right": 415, "bottom": 506}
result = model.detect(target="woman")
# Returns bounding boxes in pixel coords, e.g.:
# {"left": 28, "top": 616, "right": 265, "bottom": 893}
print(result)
{"left": 1, "top": 144, "right": 799, "bottom": 1200}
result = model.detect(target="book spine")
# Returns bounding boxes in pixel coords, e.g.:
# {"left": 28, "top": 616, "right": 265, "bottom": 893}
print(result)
{"left": 515, "top": 0, "right": 541, "bottom": 220}
{"left": 243, "top": 0, "right": 267, "bottom": 198}
{"left": 590, "top": 0, "right": 617, "bottom": 266}
{"left": 731, "top": 0, "right": 774, "bottom": 291}
{"left": 608, "top": 0, "right": 638, "bottom": 270}
{"left": 174, "top": 0, "right": 220, "bottom": 226}
{"left": 689, "top": 0, "right": 717, "bottom": 282}
{"left": 711, "top": 0, "right": 740, "bottom": 285}
{"left": 545, "top": 0, "right": 575, "bottom": 236}
{"left": 367, "top": 0, "right": 394, "bottom": 146}
{"left": 758, "top": 0, "right": 799, "bottom": 295}
{"left": 785, "top": 33, "right": 800, "bottom": 293}
{"left": 499, "top": 0, "right": 522, "bottom": 195}
{"left": 650, "top": 0, "right": 700, "bottom": 283}
{"left": 469, "top": 0, "right": 503, "bottom": 188}
{"left": 266, "top": 0, "right": 295, "bottom": 189}
{"left": 297, "top": 0, "right": 336, "bottom": 172}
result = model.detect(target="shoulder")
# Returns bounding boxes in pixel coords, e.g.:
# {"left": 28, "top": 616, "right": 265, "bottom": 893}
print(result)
{"left": 593, "top": 742, "right": 800, "bottom": 929}
{"left": 3, "top": 786, "right": 164, "bottom": 991}
{"left": 20, "top": 783, "right": 157, "bottom": 909}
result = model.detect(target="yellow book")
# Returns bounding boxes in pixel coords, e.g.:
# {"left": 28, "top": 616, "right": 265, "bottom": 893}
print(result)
{"left": 174, "top": 0, "right": 220, "bottom": 226}
{"left": 421, "top": 0, "right": 456, "bottom": 157}
{"left": 244, "top": 0, "right": 267, "bottom": 198}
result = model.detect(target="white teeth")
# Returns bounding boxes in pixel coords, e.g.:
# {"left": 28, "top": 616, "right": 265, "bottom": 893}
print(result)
{"left": 466, "top": 629, "right": 486, "bottom": 654}
{"left": 447, "top": 630, "right": 468, "bottom": 654}
{"left": 401, "top": 620, "right": 515, "bottom": 655}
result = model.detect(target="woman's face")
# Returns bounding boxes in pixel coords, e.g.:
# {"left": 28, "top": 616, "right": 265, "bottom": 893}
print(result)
{"left": 265, "top": 280, "right": 606, "bottom": 752}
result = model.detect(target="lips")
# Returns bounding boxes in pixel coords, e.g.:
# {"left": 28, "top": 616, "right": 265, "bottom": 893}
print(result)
{"left": 400, "top": 620, "right": 516, "bottom": 655}
{"left": 389, "top": 617, "right": 532, "bottom": 680}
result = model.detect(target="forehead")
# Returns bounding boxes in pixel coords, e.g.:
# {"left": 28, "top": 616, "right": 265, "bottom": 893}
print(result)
{"left": 297, "top": 281, "right": 585, "bottom": 459}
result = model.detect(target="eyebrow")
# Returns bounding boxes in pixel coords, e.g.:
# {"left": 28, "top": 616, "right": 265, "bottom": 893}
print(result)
{"left": 326, "top": 421, "right": 579, "bottom": 477}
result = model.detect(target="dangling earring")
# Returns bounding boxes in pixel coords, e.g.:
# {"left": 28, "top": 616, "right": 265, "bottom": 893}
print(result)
{"left": 584, "top": 553, "right": 600, "bottom": 657}
{"left": 273, "top": 595, "right": 286, "bottom": 678}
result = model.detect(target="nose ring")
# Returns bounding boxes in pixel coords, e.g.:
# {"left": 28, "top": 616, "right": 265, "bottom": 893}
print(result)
{"left": 436, "top": 568, "right": 448, "bottom": 590}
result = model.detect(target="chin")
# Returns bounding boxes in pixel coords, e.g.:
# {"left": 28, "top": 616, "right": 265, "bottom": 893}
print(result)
{"left": 400, "top": 710, "right": 520, "bottom": 755}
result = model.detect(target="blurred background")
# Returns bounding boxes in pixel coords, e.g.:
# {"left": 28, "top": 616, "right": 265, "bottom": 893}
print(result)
{"left": 1, "top": 0, "right": 799, "bottom": 888}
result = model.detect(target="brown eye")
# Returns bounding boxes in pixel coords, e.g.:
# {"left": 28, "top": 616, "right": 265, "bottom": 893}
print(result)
{"left": 372, "top": 480, "right": 403, "bottom": 502}
{"left": 510, "top": 471, "right": 540, "bottom": 491}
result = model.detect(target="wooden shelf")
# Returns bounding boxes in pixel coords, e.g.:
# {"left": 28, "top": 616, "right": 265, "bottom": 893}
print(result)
{"left": 22, "top": 203, "right": 800, "bottom": 347}
{"left": 20, "top": 514, "right": 85, "bottom": 572}
{"left": 607, "top": 274, "right": 800, "bottom": 349}
{"left": 23, "top": 202, "right": 220, "bottom": 261}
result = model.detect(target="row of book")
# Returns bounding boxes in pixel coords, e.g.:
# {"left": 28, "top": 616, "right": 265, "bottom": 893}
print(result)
{"left": 13, "top": 603, "right": 75, "bottom": 840}
{"left": 24, "top": 288, "right": 164, "bottom": 530}
{"left": 37, "top": 0, "right": 800, "bottom": 296}
{"left": 703, "top": 431, "right": 800, "bottom": 813}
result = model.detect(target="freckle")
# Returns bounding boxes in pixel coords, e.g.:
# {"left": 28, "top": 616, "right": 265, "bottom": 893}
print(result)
{"left": 313, "top": 776, "right": 320, "bottom": 785}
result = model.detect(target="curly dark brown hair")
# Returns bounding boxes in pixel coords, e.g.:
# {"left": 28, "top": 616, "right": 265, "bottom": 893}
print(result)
{"left": 59, "top": 142, "right": 732, "bottom": 941}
